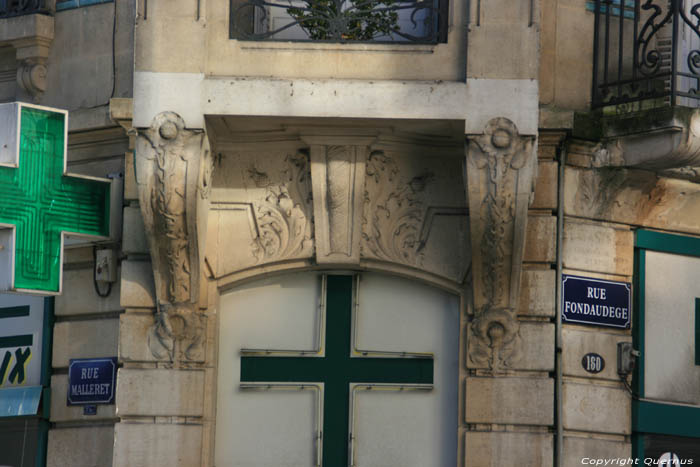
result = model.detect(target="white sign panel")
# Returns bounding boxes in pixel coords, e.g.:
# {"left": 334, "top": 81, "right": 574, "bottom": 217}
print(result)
{"left": 0, "top": 293, "right": 45, "bottom": 388}
{"left": 644, "top": 250, "right": 700, "bottom": 405}
{"left": 215, "top": 272, "right": 459, "bottom": 466}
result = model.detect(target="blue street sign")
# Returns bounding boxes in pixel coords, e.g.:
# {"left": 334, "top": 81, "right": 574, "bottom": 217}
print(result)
{"left": 67, "top": 357, "right": 117, "bottom": 405}
{"left": 562, "top": 274, "right": 631, "bottom": 329}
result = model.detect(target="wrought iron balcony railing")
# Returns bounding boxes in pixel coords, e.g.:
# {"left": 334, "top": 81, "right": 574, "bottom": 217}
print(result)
{"left": 229, "top": 0, "right": 448, "bottom": 43}
{"left": 592, "top": 0, "right": 700, "bottom": 110}
{"left": 0, "top": 0, "right": 50, "bottom": 18}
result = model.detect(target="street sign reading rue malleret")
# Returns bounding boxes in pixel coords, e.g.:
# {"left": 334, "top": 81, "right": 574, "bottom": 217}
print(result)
{"left": 0, "top": 103, "right": 111, "bottom": 294}
{"left": 67, "top": 357, "right": 117, "bottom": 405}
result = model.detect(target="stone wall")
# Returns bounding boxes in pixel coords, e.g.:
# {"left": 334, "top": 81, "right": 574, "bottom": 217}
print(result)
{"left": 46, "top": 128, "right": 127, "bottom": 467}
{"left": 555, "top": 141, "right": 700, "bottom": 465}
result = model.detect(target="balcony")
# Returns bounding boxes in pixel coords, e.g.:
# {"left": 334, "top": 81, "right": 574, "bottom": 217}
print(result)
{"left": 592, "top": 0, "right": 700, "bottom": 110}
{"left": 229, "top": 0, "right": 448, "bottom": 43}
{"left": 0, "top": 0, "right": 51, "bottom": 18}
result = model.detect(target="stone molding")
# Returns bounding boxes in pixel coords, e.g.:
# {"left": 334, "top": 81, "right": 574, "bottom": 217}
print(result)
{"left": 134, "top": 112, "right": 213, "bottom": 362}
{"left": 465, "top": 117, "right": 537, "bottom": 371}
{"left": 591, "top": 108, "right": 700, "bottom": 170}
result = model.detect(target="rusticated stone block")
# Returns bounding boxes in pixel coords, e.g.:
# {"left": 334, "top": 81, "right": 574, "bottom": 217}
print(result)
{"left": 518, "top": 268, "right": 556, "bottom": 317}
{"left": 47, "top": 425, "right": 114, "bottom": 467}
{"left": 524, "top": 215, "right": 556, "bottom": 263}
{"left": 55, "top": 267, "right": 122, "bottom": 316}
{"left": 531, "top": 160, "right": 558, "bottom": 210}
{"left": 465, "top": 431, "right": 553, "bottom": 467}
{"left": 563, "top": 436, "right": 631, "bottom": 467}
{"left": 466, "top": 376, "right": 553, "bottom": 425}
{"left": 116, "top": 368, "right": 204, "bottom": 417}
{"left": 52, "top": 318, "right": 118, "bottom": 368}
{"left": 562, "top": 328, "right": 631, "bottom": 381}
{"left": 113, "top": 423, "right": 202, "bottom": 467}
{"left": 563, "top": 220, "right": 633, "bottom": 276}
{"left": 120, "top": 312, "right": 157, "bottom": 362}
{"left": 120, "top": 260, "right": 156, "bottom": 308}
{"left": 122, "top": 206, "right": 149, "bottom": 254}
{"left": 562, "top": 381, "right": 631, "bottom": 435}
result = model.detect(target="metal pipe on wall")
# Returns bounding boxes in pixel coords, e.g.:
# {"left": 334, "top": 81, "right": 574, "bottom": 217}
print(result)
{"left": 554, "top": 143, "right": 567, "bottom": 467}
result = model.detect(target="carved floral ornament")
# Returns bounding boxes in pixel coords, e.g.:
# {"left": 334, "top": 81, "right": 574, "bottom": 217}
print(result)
{"left": 466, "top": 118, "right": 537, "bottom": 371}
{"left": 248, "top": 151, "right": 314, "bottom": 262}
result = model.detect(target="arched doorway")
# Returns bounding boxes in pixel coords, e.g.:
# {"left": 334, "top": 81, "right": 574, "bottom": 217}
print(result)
{"left": 215, "top": 271, "right": 459, "bottom": 466}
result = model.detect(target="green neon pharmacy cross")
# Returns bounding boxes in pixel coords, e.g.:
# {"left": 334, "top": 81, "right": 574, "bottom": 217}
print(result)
{"left": 0, "top": 103, "right": 110, "bottom": 294}
{"left": 240, "top": 275, "right": 434, "bottom": 466}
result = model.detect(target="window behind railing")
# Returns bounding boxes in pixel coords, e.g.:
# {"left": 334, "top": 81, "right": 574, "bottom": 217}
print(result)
{"left": 0, "top": 0, "right": 49, "bottom": 18}
{"left": 229, "top": 0, "right": 448, "bottom": 43}
{"left": 592, "top": 0, "right": 700, "bottom": 110}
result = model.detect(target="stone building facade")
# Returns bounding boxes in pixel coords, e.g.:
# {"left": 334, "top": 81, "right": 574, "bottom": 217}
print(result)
{"left": 0, "top": 0, "right": 699, "bottom": 466}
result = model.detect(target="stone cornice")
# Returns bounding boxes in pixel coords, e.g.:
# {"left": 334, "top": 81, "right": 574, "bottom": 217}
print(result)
{"left": 580, "top": 107, "right": 700, "bottom": 170}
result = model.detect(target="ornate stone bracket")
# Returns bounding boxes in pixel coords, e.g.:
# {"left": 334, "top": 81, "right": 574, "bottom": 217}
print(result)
{"left": 0, "top": 14, "right": 54, "bottom": 102}
{"left": 16, "top": 59, "right": 47, "bottom": 100}
{"left": 303, "top": 136, "right": 374, "bottom": 265}
{"left": 135, "top": 112, "right": 213, "bottom": 361}
{"left": 465, "top": 118, "right": 537, "bottom": 371}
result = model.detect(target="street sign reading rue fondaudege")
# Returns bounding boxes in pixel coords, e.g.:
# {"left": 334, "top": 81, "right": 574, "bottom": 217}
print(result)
{"left": 67, "top": 358, "right": 117, "bottom": 405}
{"left": 562, "top": 274, "right": 631, "bottom": 329}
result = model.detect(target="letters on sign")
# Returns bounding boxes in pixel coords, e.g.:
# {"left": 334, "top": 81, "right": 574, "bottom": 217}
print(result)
{"left": 67, "top": 357, "right": 117, "bottom": 405}
{"left": 0, "top": 296, "right": 45, "bottom": 388}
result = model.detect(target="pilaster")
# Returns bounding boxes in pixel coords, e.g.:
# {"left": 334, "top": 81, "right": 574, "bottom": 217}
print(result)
{"left": 111, "top": 111, "right": 214, "bottom": 467}
{"left": 464, "top": 118, "right": 554, "bottom": 467}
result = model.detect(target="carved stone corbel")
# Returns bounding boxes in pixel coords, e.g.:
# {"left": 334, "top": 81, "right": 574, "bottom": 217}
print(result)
{"left": 16, "top": 59, "right": 47, "bottom": 101}
{"left": 134, "top": 112, "right": 213, "bottom": 362}
{"left": 465, "top": 118, "right": 537, "bottom": 371}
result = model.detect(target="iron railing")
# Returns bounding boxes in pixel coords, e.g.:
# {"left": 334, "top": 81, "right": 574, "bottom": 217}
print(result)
{"left": 592, "top": 0, "right": 700, "bottom": 109}
{"left": 229, "top": 0, "right": 448, "bottom": 43}
{"left": 0, "top": 0, "right": 50, "bottom": 18}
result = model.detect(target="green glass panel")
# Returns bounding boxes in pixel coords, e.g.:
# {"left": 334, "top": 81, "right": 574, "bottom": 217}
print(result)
{"left": 241, "top": 276, "right": 433, "bottom": 466}
{"left": 0, "top": 106, "right": 110, "bottom": 292}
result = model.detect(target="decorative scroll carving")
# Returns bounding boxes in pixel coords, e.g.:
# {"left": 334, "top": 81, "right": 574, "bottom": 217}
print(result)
{"left": 148, "top": 307, "right": 207, "bottom": 362}
{"left": 250, "top": 151, "right": 314, "bottom": 262}
{"left": 310, "top": 144, "right": 366, "bottom": 264}
{"left": 135, "top": 112, "right": 213, "bottom": 361}
{"left": 361, "top": 150, "right": 434, "bottom": 267}
{"left": 466, "top": 118, "right": 536, "bottom": 371}
{"left": 16, "top": 60, "right": 47, "bottom": 101}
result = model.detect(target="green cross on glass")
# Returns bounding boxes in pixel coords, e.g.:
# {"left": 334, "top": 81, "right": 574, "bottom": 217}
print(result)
{"left": 240, "top": 275, "right": 434, "bottom": 466}
{"left": 0, "top": 104, "right": 110, "bottom": 293}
